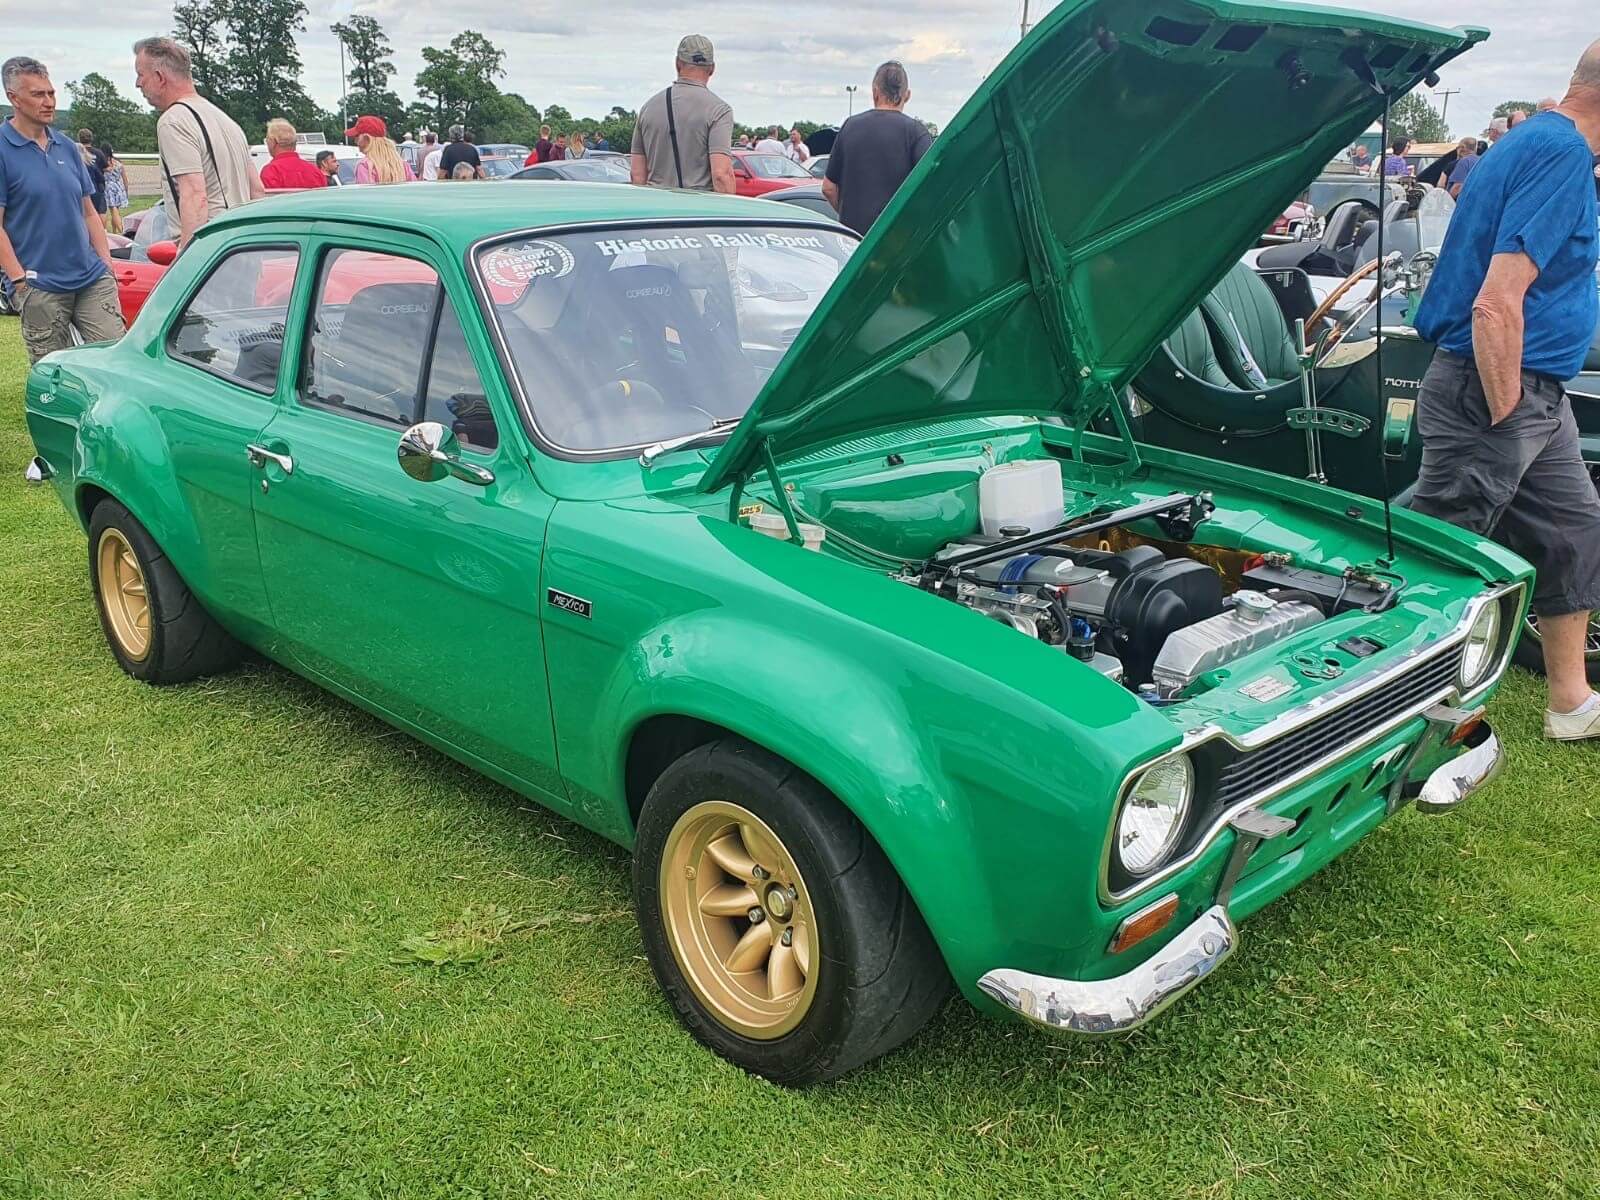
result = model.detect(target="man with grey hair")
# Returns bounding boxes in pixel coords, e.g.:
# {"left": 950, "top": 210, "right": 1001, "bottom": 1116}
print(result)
{"left": 823, "top": 61, "right": 932, "bottom": 234}
{"left": 134, "top": 36, "right": 260, "bottom": 249}
{"left": 438, "top": 124, "right": 481, "bottom": 180}
{"left": 631, "top": 35, "right": 735, "bottom": 192}
{"left": 0, "top": 56, "right": 124, "bottom": 365}
{"left": 1410, "top": 38, "right": 1600, "bottom": 741}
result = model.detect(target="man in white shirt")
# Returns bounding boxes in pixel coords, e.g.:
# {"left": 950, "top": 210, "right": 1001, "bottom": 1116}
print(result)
{"left": 754, "top": 126, "right": 785, "bottom": 155}
{"left": 420, "top": 132, "right": 442, "bottom": 181}
{"left": 782, "top": 128, "right": 810, "bottom": 164}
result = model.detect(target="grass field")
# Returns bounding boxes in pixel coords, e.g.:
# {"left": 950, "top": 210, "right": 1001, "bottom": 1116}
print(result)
{"left": 1, "top": 317, "right": 1597, "bottom": 1199}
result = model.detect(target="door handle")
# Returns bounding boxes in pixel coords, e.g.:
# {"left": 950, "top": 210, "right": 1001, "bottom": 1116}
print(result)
{"left": 245, "top": 444, "right": 294, "bottom": 474}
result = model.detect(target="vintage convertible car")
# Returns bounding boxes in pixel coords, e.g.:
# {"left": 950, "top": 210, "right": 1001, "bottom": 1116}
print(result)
{"left": 24, "top": 0, "right": 1525, "bottom": 1085}
{"left": 1132, "top": 188, "right": 1600, "bottom": 678}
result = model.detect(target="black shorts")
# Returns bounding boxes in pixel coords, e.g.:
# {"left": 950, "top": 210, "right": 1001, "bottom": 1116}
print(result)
{"left": 1410, "top": 350, "right": 1600, "bottom": 617}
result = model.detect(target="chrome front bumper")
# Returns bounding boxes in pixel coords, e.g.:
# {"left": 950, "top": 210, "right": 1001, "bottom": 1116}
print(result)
{"left": 979, "top": 710, "right": 1503, "bottom": 1036}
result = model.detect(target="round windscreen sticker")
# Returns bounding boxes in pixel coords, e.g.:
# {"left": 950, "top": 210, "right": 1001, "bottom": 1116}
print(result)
{"left": 481, "top": 240, "right": 575, "bottom": 301}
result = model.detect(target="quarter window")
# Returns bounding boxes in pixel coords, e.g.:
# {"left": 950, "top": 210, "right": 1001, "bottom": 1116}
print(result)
{"left": 300, "top": 248, "right": 497, "bottom": 451}
{"left": 167, "top": 246, "right": 299, "bottom": 392}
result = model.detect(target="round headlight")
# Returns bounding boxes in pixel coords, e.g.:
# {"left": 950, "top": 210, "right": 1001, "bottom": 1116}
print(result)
{"left": 1116, "top": 754, "right": 1194, "bottom": 877}
{"left": 1459, "top": 600, "right": 1502, "bottom": 690}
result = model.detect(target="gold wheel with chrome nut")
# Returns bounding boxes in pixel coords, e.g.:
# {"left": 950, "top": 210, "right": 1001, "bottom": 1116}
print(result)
{"left": 660, "top": 800, "right": 819, "bottom": 1039}
{"left": 86, "top": 499, "right": 242, "bottom": 685}
{"left": 633, "top": 739, "right": 950, "bottom": 1086}
{"left": 95, "top": 526, "right": 152, "bottom": 662}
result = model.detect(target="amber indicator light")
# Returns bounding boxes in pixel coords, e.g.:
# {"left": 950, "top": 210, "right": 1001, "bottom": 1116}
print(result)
{"left": 1108, "top": 893, "right": 1180, "bottom": 955}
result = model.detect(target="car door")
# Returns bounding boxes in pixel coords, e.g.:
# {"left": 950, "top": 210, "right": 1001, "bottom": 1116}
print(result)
{"left": 249, "top": 232, "right": 563, "bottom": 801}
{"left": 158, "top": 238, "right": 304, "bottom": 641}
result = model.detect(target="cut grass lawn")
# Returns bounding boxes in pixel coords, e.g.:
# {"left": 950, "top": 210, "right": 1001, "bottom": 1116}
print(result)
{"left": 1, "top": 317, "right": 1597, "bottom": 1199}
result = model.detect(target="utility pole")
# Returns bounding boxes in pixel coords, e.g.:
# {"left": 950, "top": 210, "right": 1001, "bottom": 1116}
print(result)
{"left": 339, "top": 38, "right": 348, "bottom": 143}
{"left": 1433, "top": 87, "right": 1460, "bottom": 128}
{"left": 845, "top": 85, "right": 857, "bottom": 118}
{"left": 1020, "top": 0, "right": 1031, "bottom": 40}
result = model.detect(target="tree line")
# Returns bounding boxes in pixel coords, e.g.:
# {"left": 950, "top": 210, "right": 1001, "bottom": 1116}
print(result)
{"left": 59, "top": 4, "right": 837, "bottom": 155}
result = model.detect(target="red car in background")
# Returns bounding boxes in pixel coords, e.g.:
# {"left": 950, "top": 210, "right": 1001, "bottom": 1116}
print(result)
{"left": 728, "top": 150, "right": 814, "bottom": 197}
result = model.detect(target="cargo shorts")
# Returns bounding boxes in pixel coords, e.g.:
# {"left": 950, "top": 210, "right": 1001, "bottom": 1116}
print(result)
{"left": 17, "top": 274, "right": 125, "bottom": 367}
{"left": 1410, "top": 349, "right": 1600, "bottom": 618}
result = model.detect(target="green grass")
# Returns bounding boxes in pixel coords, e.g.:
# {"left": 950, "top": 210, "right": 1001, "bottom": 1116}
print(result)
{"left": 1, "top": 317, "right": 1597, "bottom": 1199}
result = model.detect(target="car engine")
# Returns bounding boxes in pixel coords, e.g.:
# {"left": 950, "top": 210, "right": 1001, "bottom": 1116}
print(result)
{"left": 911, "top": 536, "right": 1337, "bottom": 699}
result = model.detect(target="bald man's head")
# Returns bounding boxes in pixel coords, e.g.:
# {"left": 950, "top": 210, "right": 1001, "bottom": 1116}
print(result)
{"left": 1573, "top": 38, "right": 1600, "bottom": 90}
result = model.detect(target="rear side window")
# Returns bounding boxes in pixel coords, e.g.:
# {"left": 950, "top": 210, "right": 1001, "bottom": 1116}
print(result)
{"left": 167, "top": 246, "right": 299, "bottom": 393}
{"left": 300, "top": 247, "right": 498, "bottom": 451}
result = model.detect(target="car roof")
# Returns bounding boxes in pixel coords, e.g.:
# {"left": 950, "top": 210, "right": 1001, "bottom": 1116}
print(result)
{"left": 201, "top": 180, "right": 833, "bottom": 247}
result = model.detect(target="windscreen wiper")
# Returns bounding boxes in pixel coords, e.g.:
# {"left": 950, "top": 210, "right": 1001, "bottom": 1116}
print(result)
{"left": 639, "top": 417, "right": 743, "bottom": 468}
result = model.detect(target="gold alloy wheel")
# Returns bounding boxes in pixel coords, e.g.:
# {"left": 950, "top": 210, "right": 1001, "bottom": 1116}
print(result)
{"left": 660, "top": 800, "right": 820, "bottom": 1040}
{"left": 96, "top": 527, "right": 151, "bottom": 662}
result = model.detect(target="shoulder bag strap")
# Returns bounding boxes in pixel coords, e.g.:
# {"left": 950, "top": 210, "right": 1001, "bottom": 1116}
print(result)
{"left": 172, "top": 101, "right": 229, "bottom": 210}
{"left": 664, "top": 85, "right": 685, "bottom": 189}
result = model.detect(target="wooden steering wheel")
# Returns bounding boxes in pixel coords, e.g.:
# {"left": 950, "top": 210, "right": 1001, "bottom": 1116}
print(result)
{"left": 1306, "top": 256, "right": 1383, "bottom": 332}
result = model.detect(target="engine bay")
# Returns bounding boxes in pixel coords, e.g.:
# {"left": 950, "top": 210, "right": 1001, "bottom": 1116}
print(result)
{"left": 901, "top": 490, "right": 1398, "bottom": 701}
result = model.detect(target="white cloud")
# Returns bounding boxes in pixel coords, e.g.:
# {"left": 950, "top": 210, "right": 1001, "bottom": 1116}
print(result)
{"left": 4, "top": 0, "right": 1591, "bottom": 133}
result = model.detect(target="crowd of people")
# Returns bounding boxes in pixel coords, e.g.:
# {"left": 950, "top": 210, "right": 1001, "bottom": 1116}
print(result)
{"left": 0, "top": 33, "right": 934, "bottom": 367}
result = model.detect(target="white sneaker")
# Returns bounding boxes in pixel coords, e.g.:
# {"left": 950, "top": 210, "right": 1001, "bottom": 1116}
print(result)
{"left": 1544, "top": 694, "right": 1600, "bottom": 741}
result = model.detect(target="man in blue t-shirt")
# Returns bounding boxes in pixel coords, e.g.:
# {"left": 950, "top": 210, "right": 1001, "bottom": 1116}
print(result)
{"left": 0, "top": 56, "right": 123, "bottom": 365}
{"left": 1411, "top": 39, "right": 1600, "bottom": 741}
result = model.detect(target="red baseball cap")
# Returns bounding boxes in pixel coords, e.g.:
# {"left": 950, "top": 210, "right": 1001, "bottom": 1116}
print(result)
{"left": 345, "top": 115, "right": 387, "bottom": 139}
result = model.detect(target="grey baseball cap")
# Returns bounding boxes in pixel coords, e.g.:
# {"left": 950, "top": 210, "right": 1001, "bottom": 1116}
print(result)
{"left": 677, "top": 34, "right": 715, "bottom": 66}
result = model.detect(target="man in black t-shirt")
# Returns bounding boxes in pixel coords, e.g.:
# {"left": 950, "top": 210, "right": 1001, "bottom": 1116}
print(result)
{"left": 439, "top": 125, "right": 481, "bottom": 180}
{"left": 823, "top": 61, "right": 932, "bottom": 234}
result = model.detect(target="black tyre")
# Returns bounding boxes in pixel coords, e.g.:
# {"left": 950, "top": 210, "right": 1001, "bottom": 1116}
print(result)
{"left": 1512, "top": 612, "right": 1600, "bottom": 684}
{"left": 633, "top": 738, "right": 949, "bottom": 1086}
{"left": 87, "top": 498, "right": 243, "bottom": 684}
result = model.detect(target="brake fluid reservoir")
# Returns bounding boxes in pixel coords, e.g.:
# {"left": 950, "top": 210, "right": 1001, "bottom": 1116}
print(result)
{"left": 979, "top": 459, "right": 1064, "bottom": 537}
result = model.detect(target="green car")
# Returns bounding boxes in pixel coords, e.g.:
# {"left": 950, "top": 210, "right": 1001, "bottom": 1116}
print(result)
{"left": 25, "top": 1, "right": 1526, "bottom": 1085}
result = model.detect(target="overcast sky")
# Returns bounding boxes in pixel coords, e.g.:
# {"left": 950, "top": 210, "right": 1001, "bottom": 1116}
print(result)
{"left": 7, "top": 0, "right": 1593, "bottom": 135}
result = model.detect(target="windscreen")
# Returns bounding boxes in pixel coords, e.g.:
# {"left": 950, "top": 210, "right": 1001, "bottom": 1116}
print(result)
{"left": 476, "top": 223, "right": 855, "bottom": 452}
{"left": 744, "top": 154, "right": 812, "bottom": 180}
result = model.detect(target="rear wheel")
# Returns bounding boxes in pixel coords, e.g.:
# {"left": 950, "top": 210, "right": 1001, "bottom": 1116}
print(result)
{"left": 88, "top": 499, "right": 242, "bottom": 684}
{"left": 633, "top": 739, "right": 949, "bottom": 1086}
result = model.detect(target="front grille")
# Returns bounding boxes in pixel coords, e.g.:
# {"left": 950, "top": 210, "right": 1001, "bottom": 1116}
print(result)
{"left": 1210, "top": 644, "right": 1464, "bottom": 808}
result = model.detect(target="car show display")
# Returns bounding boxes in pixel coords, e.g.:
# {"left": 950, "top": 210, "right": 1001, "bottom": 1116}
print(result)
{"left": 25, "top": 0, "right": 1536, "bottom": 1086}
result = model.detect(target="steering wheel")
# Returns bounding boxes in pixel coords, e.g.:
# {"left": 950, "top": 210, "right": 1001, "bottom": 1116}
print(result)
{"left": 1307, "top": 257, "right": 1383, "bottom": 332}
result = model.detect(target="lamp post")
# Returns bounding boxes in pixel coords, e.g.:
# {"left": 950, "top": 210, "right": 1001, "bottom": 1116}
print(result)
{"left": 339, "top": 39, "right": 347, "bottom": 143}
{"left": 845, "top": 85, "right": 858, "bottom": 118}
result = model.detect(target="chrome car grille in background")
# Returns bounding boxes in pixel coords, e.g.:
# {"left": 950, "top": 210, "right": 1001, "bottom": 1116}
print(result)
{"left": 1210, "top": 644, "right": 1466, "bottom": 809}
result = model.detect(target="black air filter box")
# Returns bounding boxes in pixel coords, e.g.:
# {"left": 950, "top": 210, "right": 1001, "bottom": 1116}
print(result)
{"left": 1107, "top": 560, "right": 1225, "bottom": 685}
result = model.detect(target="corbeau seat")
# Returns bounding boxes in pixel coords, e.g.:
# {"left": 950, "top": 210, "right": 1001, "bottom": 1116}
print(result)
{"left": 1199, "top": 261, "right": 1301, "bottom": 389}
{"left": 315, "top": 282, "right": 440, "bottom": 422}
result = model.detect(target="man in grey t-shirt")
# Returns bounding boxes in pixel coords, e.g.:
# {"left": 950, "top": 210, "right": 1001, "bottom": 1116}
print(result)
{"left": 630, "top": 35, "right": 734, "bottom": 193}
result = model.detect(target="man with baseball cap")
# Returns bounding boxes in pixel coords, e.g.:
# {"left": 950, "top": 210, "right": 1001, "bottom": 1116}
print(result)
{"left": 630, "top": 35, "right": 735, "bottom": 192}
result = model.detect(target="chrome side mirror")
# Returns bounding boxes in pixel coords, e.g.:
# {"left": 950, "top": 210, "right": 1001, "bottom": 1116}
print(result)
{"left": 397, "top": 421, "right": 494, "bottom": 487}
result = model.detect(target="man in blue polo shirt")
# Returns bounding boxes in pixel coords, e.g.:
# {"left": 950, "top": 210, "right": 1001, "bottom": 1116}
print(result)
{"left": 1411, "top": 38, "right": 1600, "bottom": 742}
{"left": 0, "top": 56, "right": 123, "bottom": 366}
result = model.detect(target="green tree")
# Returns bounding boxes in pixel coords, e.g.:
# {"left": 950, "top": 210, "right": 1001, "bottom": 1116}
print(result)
{"left": 172, "top": 0, "right": 229, "bottom": 102}
{"left": 476, "top": 92, "right": 540, "bottom": 144}
{"left": 331, "top": 15, "right": 395, "bottom": 96}
{"left": 66, "top": 72, "right": 157, "bottom": 153}
{"left": 1388, "top": 90, "right": 1449, "bottom": 144}
{"left": 415, "top": 31, "right": 506, "bottom": 131}
{"left": 218, "top": 0, "right": 311, "bottom": 132}
{"left": 1492, "top": 99, "right": 1536, "bottom": 120}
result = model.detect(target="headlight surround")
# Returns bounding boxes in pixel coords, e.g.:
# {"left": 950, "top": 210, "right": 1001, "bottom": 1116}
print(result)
{"left": 1115, "top": 753, "right": 1194, "bottom": 877}
{"left": 1459, "top": 598, "right": 1502, "bottom": 691}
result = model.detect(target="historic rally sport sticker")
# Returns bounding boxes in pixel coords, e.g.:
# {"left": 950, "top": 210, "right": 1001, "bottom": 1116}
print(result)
{"left": 481, "top": 240, "right": 575, "bottom": 303}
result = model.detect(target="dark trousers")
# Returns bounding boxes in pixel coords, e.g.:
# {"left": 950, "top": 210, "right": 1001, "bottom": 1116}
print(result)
{"left": 1411, "top": 350, "right": 1600, "bottom": 617}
